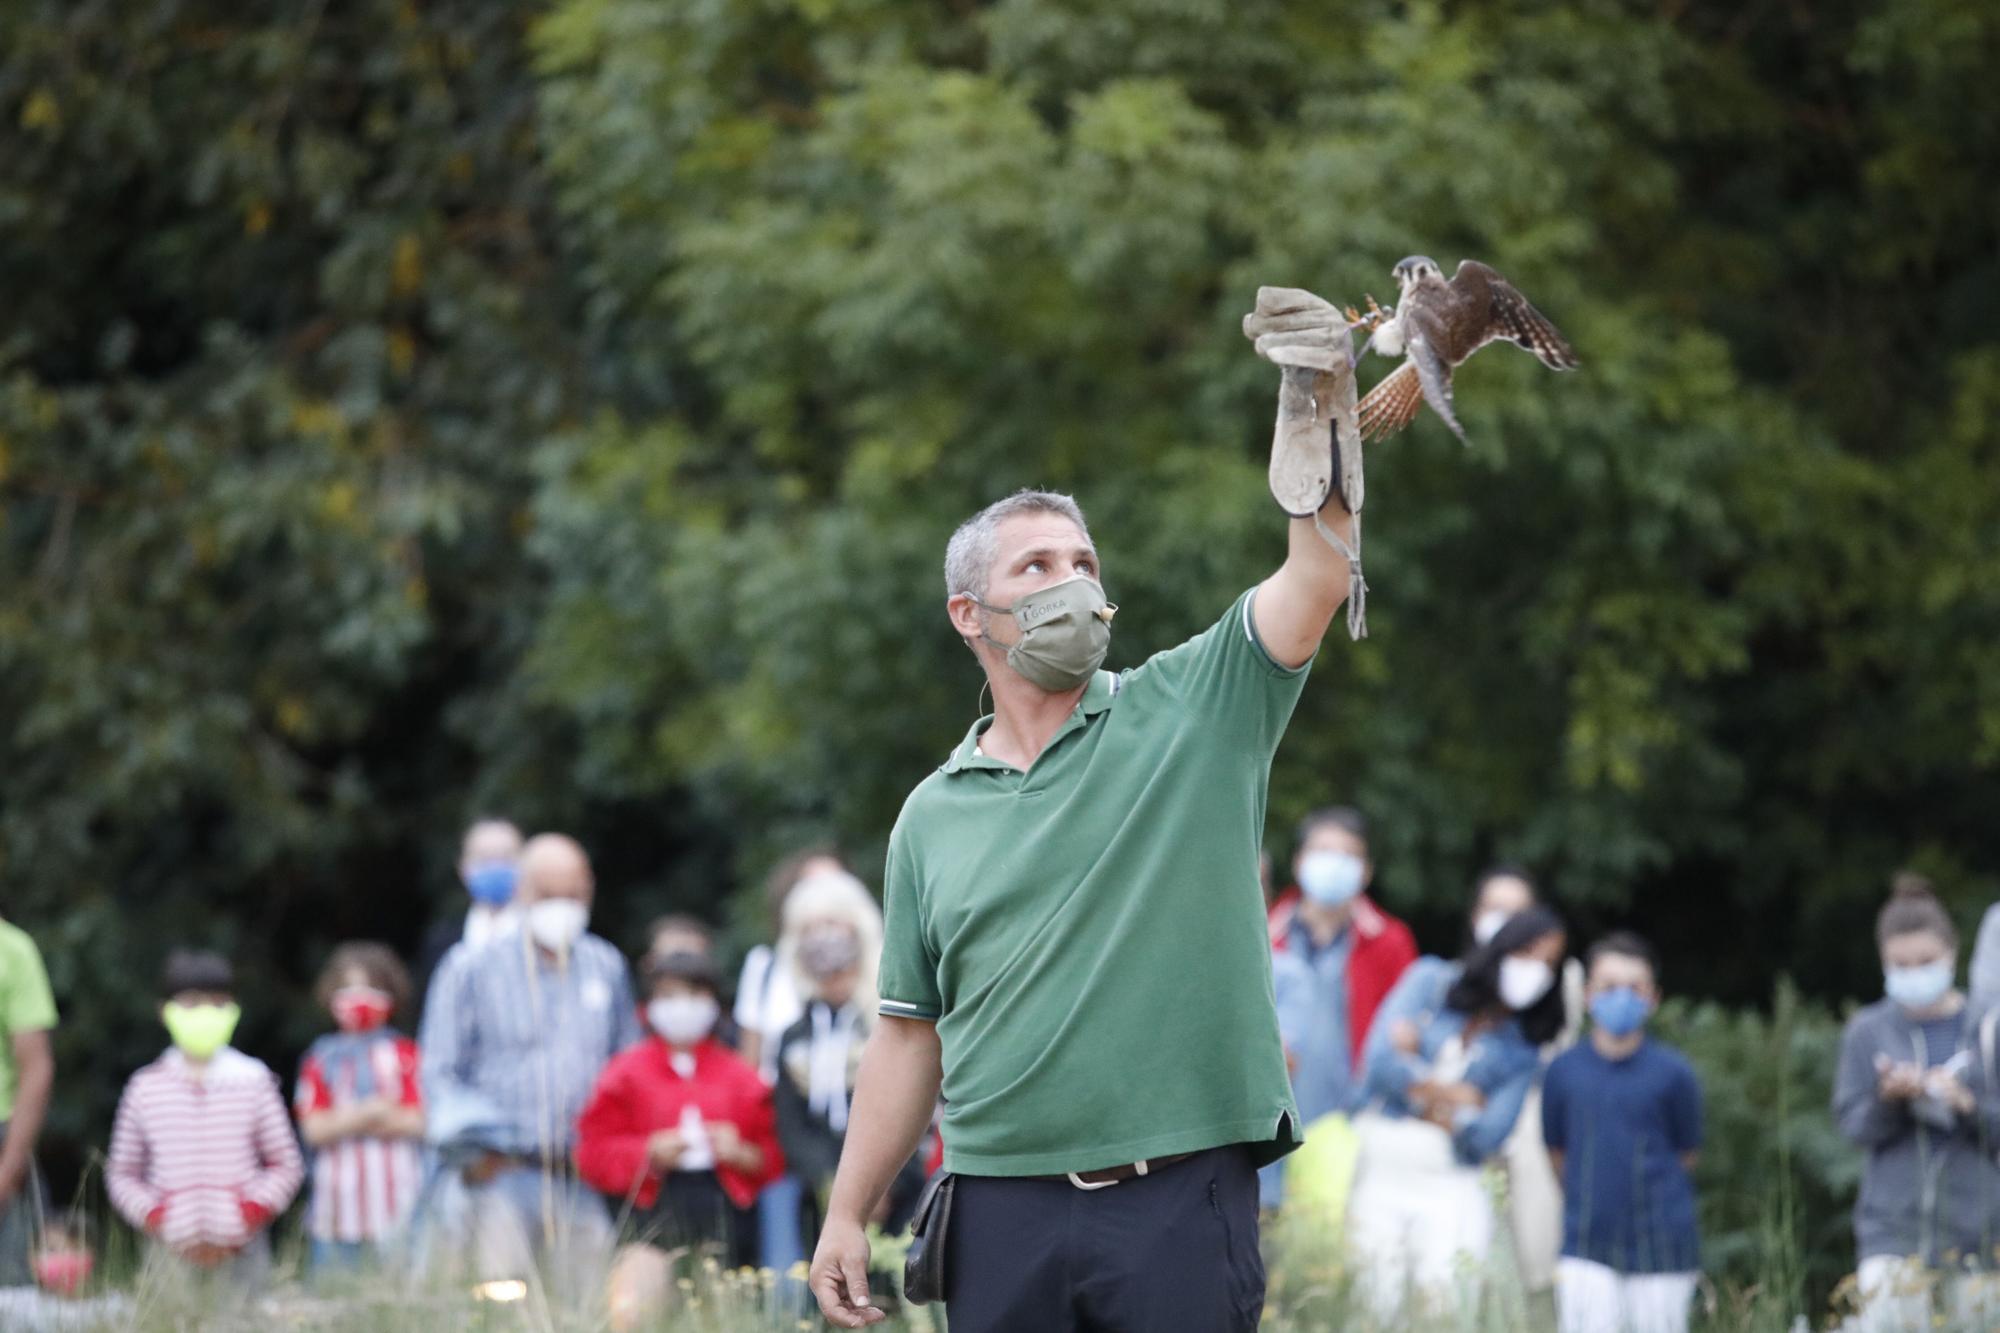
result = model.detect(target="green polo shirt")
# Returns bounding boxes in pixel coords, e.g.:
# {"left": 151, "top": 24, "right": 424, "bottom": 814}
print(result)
{"left": 879, "top": 586, "right": 1309, "bottom": 1177}
{"left": 0, "top": 920, "right": 56, "bottom": 1121}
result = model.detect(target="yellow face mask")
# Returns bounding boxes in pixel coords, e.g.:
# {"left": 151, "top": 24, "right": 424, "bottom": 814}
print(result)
{"left": 161, "top": 1001, "right": 240, "bottom": 1059}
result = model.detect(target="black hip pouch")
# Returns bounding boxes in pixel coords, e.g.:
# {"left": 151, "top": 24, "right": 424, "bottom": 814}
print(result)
{"left": 902, "top": 1170, "right": 956, "bottom": 1306}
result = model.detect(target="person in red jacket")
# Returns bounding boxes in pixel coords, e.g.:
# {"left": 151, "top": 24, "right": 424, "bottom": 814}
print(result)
{"left": 1268, "top": 807, "right": 1419, "bottom": 1064}
{"left": 1263, "top": 806, "right": 1417, "bottom": 1207}
{"left": 577, "top": 951, "right": 780, "bottom": 1326}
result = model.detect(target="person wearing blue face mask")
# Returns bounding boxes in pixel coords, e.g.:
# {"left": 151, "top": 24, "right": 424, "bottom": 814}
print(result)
{"left": 1540, "top": 933, "right": 1703, "bottom": 1333}
{"left": 416, "top": 818, "right": 524, "bottom": 1007}
{"left": 1833, "top": 873, "right": 2000, "bottom": 1331}
{"left": 1262, "top": 807, "right": 1416, "bottom": 1209}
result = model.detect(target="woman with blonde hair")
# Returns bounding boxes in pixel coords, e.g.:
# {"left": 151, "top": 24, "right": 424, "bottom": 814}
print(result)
{"left": 771, "top": 869, "right": 922, "bottom": 1277}
{"left": 775, "top": 869, "right": 883, "bottom": 1021}
{"left": 733, "top": 851, "right": 873, "bottom": 1279}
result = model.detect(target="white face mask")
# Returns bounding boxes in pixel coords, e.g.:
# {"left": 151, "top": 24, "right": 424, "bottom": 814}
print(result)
{"left": 1472, "top": 909, "right": 1511, "bottom": 946}
{"left": 1498, "top": 956, "right": 1556, "bottom": 1011}
{"left": 1298, "top": 850, "right": 1366, "bottom": 908}
{"left": 526, "top": 898, "right": 589, "bottom": 953}
{"left": 648, "top": 995, "right": 719, "bottom": 1046}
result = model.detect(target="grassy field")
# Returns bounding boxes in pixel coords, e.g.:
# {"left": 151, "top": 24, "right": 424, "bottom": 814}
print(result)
{"left": 10, "top": 1234, "right": 1989, "bottom": 1333}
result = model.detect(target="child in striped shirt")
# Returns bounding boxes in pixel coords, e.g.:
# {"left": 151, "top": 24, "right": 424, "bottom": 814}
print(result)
{"left": 106, "top": 950, "right": 302, "bottom": 1289}
{"left": 293, "top": 942, "right": 426, "bottom": 1275}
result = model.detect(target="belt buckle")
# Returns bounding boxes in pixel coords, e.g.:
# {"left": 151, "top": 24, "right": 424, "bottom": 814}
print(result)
{"left": 1066, "top": 1158, "right": 1150, "bottom": 1191}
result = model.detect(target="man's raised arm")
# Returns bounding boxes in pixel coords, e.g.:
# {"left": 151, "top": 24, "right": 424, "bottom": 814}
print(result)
{"left": 1257, "top": 499, "right": 1357, "bottom": 670}
{"left": 810, "top": 1015, "right": 945, "bottom": 1328}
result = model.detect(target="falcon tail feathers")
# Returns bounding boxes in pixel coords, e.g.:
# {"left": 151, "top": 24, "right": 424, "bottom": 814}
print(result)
{"left": 1358, "top": 362, "right": 1425, "bottom": 443}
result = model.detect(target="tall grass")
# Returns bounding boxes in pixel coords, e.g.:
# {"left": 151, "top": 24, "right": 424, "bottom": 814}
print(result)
{"left": 31, "top": 983, "right": 1990, "bottom": 1330}
{"left": 21, "top": 1224, "right": 2000, "bottom": 1332}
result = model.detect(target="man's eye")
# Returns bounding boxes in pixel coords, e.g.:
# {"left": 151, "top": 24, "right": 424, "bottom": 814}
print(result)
{"left": 1078, "top": 561, "right": 1096, "bottom": 575}
{"left": 1025, "top": 560, "right": 1046, "bottom": 574}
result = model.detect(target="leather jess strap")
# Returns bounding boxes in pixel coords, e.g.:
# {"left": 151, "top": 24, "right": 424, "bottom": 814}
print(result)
{"left": 1028, "top": 1151, "right": 1198, "bottom": 1188}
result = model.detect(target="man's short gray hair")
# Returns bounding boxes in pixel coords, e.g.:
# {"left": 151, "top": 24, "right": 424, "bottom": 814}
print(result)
{"left": 943, "top": 489, "right": 1091, "bottom": 600}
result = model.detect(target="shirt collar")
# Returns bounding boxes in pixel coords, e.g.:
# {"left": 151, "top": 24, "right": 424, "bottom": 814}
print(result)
{"left": 1288, "top": 914, "right": 1350, "bottom": 961}
{"left": 657, "top": 1036, "right": 710, "bottom": 1071}
{"left": 942, "top": 671, "right": 1118, "bottom": 775}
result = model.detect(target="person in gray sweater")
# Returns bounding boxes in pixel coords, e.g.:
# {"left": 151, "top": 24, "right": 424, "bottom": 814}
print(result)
{"left": 1966, "top": 900, "right": 2000, "bottom": 1019}
{"left": 1833, "top": 874, "right": 2000, "bottom": 1330}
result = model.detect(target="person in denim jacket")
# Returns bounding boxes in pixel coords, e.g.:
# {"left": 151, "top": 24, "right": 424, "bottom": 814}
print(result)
{"left": 1346, "top": 906, "right": 1569, "bottom": 1318}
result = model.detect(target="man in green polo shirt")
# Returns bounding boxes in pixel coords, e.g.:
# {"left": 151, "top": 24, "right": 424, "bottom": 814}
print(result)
{"left": 808, "top": 277, "right": 1358, "bottom": 1333}
{"left": 809, "top": 430, "right": 1358, "bottom": 1329}
{"left": 0, "top": 917, "right": 56, "bottom": 1285}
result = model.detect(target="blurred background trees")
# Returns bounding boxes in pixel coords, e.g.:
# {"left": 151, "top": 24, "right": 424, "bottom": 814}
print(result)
{"left": 2, "top": 0, "right": 1996, "bottom": 1275}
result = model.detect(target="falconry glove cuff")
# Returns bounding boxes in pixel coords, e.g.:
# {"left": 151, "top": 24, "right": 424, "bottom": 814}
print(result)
{"left": 1242, "top": 286, "right": 1368, "bottom": 639}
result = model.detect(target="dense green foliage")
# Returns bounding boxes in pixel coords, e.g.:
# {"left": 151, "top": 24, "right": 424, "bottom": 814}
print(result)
{"left": 1, "top": 0, "right": 1996, "bottom": 1247}
{"left": 1655, "top": 985, "right": 1854, "bottom": 1304}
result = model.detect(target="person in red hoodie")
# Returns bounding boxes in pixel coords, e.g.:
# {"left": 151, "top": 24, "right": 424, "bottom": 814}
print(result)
{"left": 1263, "top": 806, "right": 1417, "bottom": 1207}
{"left": 577, "top": 950, "right": 780, "bottom": 1324}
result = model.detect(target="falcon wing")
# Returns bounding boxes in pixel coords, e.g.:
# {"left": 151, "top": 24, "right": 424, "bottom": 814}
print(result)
{"left": 1359, "top": 362, "right": 1424, "bottom": 442}
{"left": 1456, "top": 260, "right": 1579, "bottom": 371}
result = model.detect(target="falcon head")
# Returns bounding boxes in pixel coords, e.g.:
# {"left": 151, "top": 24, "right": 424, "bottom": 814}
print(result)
{"left": 1392, "top": 255, "right": 1443, "bottom": 293}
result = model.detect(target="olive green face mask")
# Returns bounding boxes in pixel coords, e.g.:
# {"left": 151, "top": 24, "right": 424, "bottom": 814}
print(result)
{"left": 971, "top": 575, "right": 1117, "bottom": 692}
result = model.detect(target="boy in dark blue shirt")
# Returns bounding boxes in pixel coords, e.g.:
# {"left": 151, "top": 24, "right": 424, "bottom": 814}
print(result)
{"left": 1542, "top": 932, "right": 1703, "bottom": 1333}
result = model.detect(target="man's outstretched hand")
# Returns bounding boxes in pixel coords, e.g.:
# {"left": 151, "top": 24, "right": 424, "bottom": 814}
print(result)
{"left": 811, "top": 1215, "right": 887, "bottom": 1328}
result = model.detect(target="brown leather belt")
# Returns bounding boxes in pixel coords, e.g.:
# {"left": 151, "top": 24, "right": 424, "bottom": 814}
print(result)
{"left": 1028, "top": 1151, "right": 1198, "bottom": 1188}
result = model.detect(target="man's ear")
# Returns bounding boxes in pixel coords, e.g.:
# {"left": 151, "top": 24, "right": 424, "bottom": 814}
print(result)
{"left": 947, "top": 594, "right": 983, "bottom": 642}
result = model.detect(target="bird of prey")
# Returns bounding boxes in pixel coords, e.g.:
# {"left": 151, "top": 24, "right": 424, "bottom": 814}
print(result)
{"left": 1350, "top": 257, "right": 1578, "bottom": 443}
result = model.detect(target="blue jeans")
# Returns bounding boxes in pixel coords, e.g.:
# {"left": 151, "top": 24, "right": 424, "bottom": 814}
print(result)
{"left": 462, "top": 1165, "right": 611, "bottom": 1292}
{"left": 757, "top": 1173, "right": 806, "bottom": 1273}
{"left": 1257, "top": 1158, "right": 1285, "bottom": 1211}
{"left": 308, "top": 1237, "right": 379, "bottom": 1278}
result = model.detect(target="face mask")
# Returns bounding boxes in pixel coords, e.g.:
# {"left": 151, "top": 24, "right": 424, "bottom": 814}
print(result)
{"left": 799, "top": 925, "right": 862, "bottom": 980}
{"left": 972, "top": 575, "right": 1117, "bottom": 693}
{"left": 526, "top": 898, "right": 589, "bottom": 953}
{"left": 1498, "top": 956, "right": 1556, "bottom": 1011}
{"left": 1472, "top": 910, "right": 1511, "bottom": 946}
{"left": 163, "top": 1001, "right": 241, "bottom": 1060}
{"left": 1297, "top": 850, "right": 1365, "bottom": 908}
{"left": 330, "top": 985, "right": 394, "bottom": 1033}
{"left": 33, "top": 1251, "right": 92, "bottom": 1297}
{"left": 1589, "top": 986, "right": 1651, "bottom": 1038}
{"left": 649, "top": 995, "right": 719, "bottom": 1046}
{"left": 1885, "top": 960, "right": 1954, "bottom": 1010}
{"left": 465, "top": 862, "right": 518, "bottom": 907}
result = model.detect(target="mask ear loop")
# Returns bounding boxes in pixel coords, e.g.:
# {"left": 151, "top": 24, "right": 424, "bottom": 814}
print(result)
{"left": 962, "top": 594, "right": 999, "bottom": 723}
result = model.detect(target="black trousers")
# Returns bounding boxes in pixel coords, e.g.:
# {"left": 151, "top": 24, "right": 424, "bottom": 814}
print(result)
{"left": 942, "top": 1144, "right": 1266, "bottom": 1333}
{"left": 624, "top": 1170, "right": 757, "bottom": 1271}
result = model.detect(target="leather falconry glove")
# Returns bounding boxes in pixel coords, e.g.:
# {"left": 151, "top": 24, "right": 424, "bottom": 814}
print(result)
{"left": 1242, "top": 286, "right": 1367, "bottom": 639}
